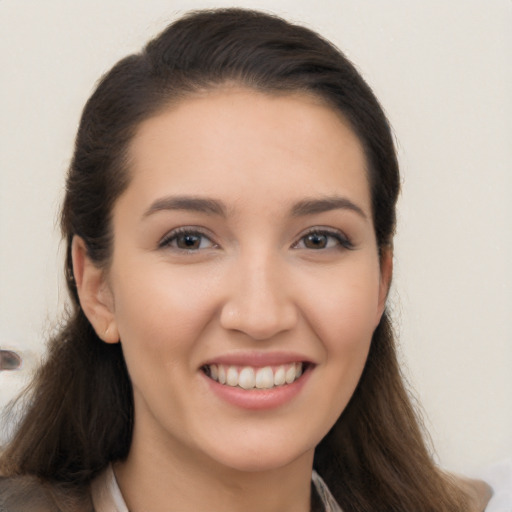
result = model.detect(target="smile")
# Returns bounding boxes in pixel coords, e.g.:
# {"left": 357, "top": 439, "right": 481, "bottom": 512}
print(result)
{"left": 203, "top": 363, "right": 304, "bottom": 390}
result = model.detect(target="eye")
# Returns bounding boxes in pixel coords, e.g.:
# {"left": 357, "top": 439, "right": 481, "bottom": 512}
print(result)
{"left": 159, "top": 228, "right": 216, "bottom": 251}
{"left": 293, "top": 229, "right": 353, "bottom": 250}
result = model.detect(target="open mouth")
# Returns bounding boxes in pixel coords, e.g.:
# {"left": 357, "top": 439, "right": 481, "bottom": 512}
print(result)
{"left": 201, "top": 362, "right": 309, "bottom": 390}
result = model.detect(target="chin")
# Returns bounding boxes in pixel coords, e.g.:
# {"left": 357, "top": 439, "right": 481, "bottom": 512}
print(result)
{"left": 199, "top": 433, "right": 317, "bottom": 475}
{"left": 215, "top": 450, "right": 311, "bottom": 474}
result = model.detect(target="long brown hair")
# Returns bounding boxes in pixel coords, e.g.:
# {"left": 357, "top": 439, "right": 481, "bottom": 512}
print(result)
{"left": 1, "top": 8, "right": 470, "bottom": 510}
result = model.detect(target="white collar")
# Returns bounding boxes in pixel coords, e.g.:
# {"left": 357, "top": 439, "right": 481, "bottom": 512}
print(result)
{"left": 90, "top": 464, "right": 129, "bottom": 512}
{"left": 91, "top": 464, "right": 343, "bottom": 512}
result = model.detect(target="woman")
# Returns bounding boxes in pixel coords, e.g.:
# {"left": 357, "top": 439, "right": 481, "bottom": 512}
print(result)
{"left": 0, "top": 8, "right": 494, "bottom": 511}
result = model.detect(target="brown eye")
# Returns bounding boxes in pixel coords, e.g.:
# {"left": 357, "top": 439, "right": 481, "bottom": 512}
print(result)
{"left": 159, "top": 229, "right": 216, "bottom": 251}
{"left": 303, "top": 233, "right": 329, "bottom": 249}
{"left": 294, "top": 229, "right": 353, "bottom": 251}
{"left": 176, "top": 233, "right": 203, "bottom": 249}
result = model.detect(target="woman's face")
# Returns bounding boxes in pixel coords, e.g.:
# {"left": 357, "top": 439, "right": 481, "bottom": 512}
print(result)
{"left": 83, "top": 88, "right": 391, "bottom": 473}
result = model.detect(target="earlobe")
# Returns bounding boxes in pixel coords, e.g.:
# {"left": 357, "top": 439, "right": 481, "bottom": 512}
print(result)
{"left": 71, "top": 236, "right": 120, "bottom": 344}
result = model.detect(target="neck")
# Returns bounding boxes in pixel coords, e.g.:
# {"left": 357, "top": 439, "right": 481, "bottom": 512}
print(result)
{"left": 114, "top": 424, "right": 315, "bottom": 512}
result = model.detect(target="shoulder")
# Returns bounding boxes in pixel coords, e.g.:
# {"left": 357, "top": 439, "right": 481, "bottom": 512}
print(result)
{"left": 455, "top": 475, "right": 493, "bottom": 511}
{"left": 476, "top": 459, "right": 512, "bottom": 512}
{"left": 0, "top": 475, "right": 94, "bottom": 512}
{"left": 455, "top": 458, "right": 512, "bottom": 512}
{"left": 0, "top": 475, "right": 59, "bottom": 512}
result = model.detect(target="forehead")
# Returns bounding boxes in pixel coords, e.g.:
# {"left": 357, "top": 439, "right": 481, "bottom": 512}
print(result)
{"left": 124, "top": 87, "right": 371, "bottom": 215}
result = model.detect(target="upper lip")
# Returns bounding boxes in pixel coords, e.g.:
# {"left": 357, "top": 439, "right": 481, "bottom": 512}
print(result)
{"left": 200, "top": 351, "right": 314, "bottom": 368}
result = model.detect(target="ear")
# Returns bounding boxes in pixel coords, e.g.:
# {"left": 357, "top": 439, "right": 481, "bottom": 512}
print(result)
{"left": 71, "top": 236, "right": 119, "bottom": 344}
{"left": 376, "top": 246, "right": 393, "bottom": 322}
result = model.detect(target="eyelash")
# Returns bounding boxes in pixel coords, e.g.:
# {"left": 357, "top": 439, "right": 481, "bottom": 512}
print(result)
{"left": 159, "top": 227, "right": 353, "bottom": 252}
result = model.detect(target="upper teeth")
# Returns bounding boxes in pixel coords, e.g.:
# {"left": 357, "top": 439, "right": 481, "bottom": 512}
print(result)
{"left": 206, "top": 363, "right": 303, "bottom": 390}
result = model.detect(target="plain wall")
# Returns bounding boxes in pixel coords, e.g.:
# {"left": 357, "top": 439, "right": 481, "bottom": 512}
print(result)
{"left": 1, "top": 0, "right": 510, "bottom": 473}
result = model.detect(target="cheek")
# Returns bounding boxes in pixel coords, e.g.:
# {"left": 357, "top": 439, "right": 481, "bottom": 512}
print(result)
{"left": 319, "top": 285, "right": 376, "bottom": 374}
{"left": 304, "top": 263, "right": 382, "bottom": 349}
{"left": 110, "top": 264, "right": 221, "bottom": 364}
{"left": 300, "top": 263, "right": 381, "bottom": 411}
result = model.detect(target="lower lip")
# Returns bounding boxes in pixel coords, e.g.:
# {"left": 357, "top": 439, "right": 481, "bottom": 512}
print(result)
{"left": 202, "top": 366, "right": 312, "bottom": 411}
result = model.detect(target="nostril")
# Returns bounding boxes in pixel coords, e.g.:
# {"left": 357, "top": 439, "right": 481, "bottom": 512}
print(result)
{"left": 0, "top": 350, "right": 22, "bottom": 371}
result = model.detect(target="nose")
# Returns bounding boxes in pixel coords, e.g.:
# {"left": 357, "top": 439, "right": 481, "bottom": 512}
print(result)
{"left": 219, "top": 252, "right": 298, "bottom": 340}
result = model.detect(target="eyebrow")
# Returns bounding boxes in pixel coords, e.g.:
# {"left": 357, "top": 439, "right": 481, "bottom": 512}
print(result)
{"left": 142, "top": 194, "right": 367, "bottom": 220}
{"left": 143, "top": 196, "right": 227, "bottom": 218}
{"left": 290, "top": 196, "right": 367, "bottom": 219}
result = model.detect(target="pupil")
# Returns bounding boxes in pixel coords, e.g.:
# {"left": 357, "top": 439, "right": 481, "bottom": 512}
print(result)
{"left": 306, "top": 233, "right": 327, "bottom": 249}
{"left": 179, "top": 234, "right": 200, "bottom": 249}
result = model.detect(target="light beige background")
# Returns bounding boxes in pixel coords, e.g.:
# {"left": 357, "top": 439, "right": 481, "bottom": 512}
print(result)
{"left": 1, "top": 0, "right": 510, "bottom": 473}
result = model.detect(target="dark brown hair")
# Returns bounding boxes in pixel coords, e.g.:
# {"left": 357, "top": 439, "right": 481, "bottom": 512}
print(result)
{"left": 1, "top": 8, "right": 470, "bottom": 510}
